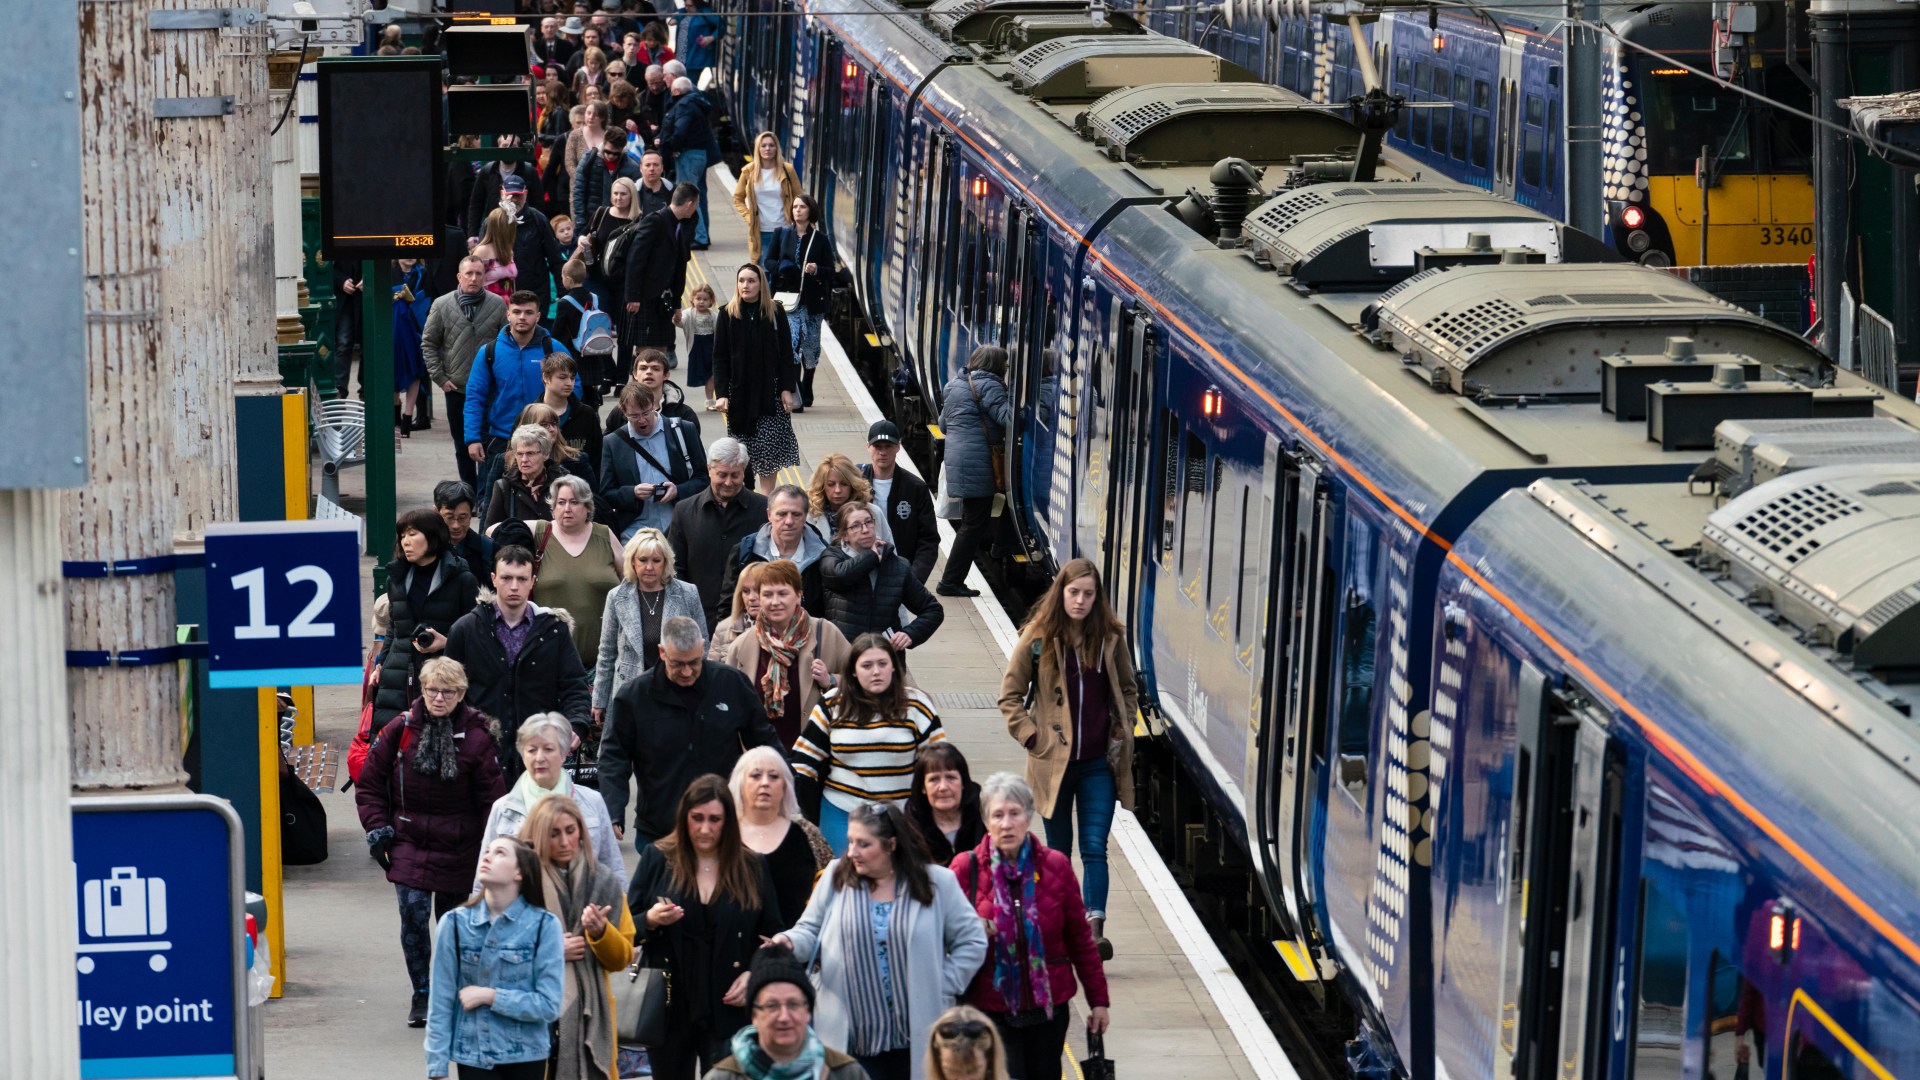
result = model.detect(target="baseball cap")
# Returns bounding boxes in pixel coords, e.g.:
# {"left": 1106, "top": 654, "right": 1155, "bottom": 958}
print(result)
{"left": 867, "top": 420, "right": 901, "bottom": 445}
{"left": 502, "top": 175, "right": 527, "bottom": 193}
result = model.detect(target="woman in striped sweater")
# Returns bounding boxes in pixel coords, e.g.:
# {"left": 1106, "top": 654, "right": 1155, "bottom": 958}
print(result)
{"left": 791, "top": 633, "right": 946, "bottom": 854}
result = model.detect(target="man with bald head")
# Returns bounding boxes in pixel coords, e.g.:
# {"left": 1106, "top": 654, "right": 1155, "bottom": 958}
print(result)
{"left": 421, "top": 255, "right": 508, "bottom": 486}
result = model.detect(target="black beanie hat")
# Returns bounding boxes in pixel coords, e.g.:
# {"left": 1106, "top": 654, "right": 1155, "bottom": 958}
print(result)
{"left": 746, "top": 942, "right": 815, "bottom": 1012}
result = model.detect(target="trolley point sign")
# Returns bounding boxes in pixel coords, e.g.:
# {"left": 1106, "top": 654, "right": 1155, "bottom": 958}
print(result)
{"left": 72, "top": 796, "right": 250, "bottom": 1080}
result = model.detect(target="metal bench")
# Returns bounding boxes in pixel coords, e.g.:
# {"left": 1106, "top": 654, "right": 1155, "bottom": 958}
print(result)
{"left": 314, "top": 398, "right": 365, "bottom": 504}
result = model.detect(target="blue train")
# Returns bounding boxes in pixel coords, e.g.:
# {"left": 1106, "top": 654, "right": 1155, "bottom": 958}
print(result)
{"left": 719, "top": 4, "right": 1920, "bottom": 1078}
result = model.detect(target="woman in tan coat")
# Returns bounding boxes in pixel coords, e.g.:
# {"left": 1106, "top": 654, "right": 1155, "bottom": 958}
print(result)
{"left": 730, "top": 130, "right": 802, "bottom": 264}
{"left": 998, "top": 558, "right": 1139, "bottom": 960}
{"left": 723, "top": 557, "right": 852, "bottom": 747}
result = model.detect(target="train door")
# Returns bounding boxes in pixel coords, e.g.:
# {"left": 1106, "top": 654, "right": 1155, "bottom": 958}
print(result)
{"left": 1101, "top": 308, "right": 1155, "bottom": 649}
{"left": 1258, "top": 454, "right": 1335, "bottom": 941}
{"left": 1495, "top": 667, "right": 1623, "bottom": 1080}
{"left": 915, "top": 133, "right": 954, "bottom": 398}
{"left": 1494, "top": 44, "right": 1523, "bottom": 198}
{"left": 1002, "top": 206, "right": 1051, "bottom": 561}
{"left": 858, "top": 79, "right": 892, "bottom": 313}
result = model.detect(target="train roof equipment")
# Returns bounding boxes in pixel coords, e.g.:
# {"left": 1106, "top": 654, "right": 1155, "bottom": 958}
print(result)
{"left": 1005, "top": 36, "right": 1257, "bottom": 102}
{"left": 1080, "top": 82, "right": 1362, "bottom": 166}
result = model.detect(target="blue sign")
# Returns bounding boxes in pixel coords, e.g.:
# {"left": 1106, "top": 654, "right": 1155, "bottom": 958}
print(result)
{"left": 73, "top": 796, "right": 248, "bottom": 1080}
{"left": 205, "top": 519, "right": 362, "bottom": 688}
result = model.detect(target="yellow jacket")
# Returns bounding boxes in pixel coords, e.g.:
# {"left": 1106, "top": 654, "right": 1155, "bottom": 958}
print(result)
{"left": 732, "top": 157, "right": 803, "bottom": 263}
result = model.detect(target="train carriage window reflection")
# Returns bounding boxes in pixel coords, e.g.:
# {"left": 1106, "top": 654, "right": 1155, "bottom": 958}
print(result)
{"left": 1632, "top": 881, "right": 1689, "bottom": 1079}
{"left": 1160, "top": 410, "right": 1180, "bottom": 569}
{"left": 1394, "top": 58, "right": 1413, "bottom": 138}
{"left": 1451, "top": 72, "right": 1472, "bottom": 161}
{"left": 1335, "top": 515, "right": 1381, "bottom": 800}
{"left": 1413, "top": 62, "right": 1432, "bottom": 147}
{"left": 1705, "top": 952, "right": 1766, "bottom": 1080}
{"left": 1239, "top": 489, "right": 1265, "bottom": 648}
{"left": 1179, "top": 432, "right": 1208, "bottom": 582}
{"left": 1207, "top": 466, "right": 1237, "bottom": 615}
{"left": 1544, "top": 101, "right": 1559, "bottom": 192}
{"left": 1522, "top": 93, "right": 1545, "bottom": 188}
{"left": 1471, "top": 79, "right": 1492, "bottom": 169}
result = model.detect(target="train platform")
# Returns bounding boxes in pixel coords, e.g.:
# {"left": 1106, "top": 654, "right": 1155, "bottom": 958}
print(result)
{"left": 264, "top": 162, "right": 1287, "bottom": 1079}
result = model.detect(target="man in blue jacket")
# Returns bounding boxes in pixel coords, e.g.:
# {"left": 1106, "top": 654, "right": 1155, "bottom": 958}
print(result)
{"left": 656, "top": 77, "right": 723, "bottom": 249}
{"left": 464, "top": 291, "right": 560, "bottom": 517}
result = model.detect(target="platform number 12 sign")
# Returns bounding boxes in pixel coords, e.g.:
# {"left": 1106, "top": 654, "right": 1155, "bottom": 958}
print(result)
{"left": 204, "top": 520, "right": 362, "bottom": 688}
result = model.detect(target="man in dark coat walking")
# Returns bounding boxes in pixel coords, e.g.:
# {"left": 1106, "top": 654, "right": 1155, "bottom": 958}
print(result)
{"left": 443, "top": 546, "right": 593, "bottom": 780}
{"left": 597, "top": 616, "right": 779, "bottom": 845}
{"left": 859, "top": 420, "right": 940, "bottom": 583}
{"left": 466, "top": 141, "right": 545, "bottom": 238}
{"left": 656, "top": 78, "right": 722, "bottom": 248}
{"left": 622, "top": 183, "right": 699, "bottom": 367}
{"left": 668, "top": 436, "right": 768, "bottom": 626}
{"left": 497, "top": 176, "right": 569, "bottom": 319}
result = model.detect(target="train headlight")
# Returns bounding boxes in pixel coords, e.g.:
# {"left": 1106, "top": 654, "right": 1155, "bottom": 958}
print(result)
{"left": 1620, "top": 205, "right": 1646, "bottom": 230}
{"left": 1639, "top": 250, "right": 1673, "bottom": 268}
{"left": 1626, "top": 229, "right": 1652, "bottom": 253}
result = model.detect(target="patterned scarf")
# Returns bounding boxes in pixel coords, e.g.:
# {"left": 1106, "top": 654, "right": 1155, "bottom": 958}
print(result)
{"left": 754, "top": 611, "right": 811, "bottom": 719}
{"left": 728, "top": 1023, "right": 828, "bottom": 1080}
{"left": 409, "top": 703, "right": 463, "bottom": 780}
{"left": 990, "top": 837, "right": 1052, "bottom": 1014}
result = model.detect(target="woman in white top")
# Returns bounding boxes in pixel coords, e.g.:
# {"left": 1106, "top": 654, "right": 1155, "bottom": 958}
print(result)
{"left": 730, "top": 130, "right": 801, "bottom": 264}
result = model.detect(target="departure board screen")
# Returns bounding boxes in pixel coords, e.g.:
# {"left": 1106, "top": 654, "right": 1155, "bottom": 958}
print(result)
{"left": 317, "top": 58, "right": 445, "bottom": 260}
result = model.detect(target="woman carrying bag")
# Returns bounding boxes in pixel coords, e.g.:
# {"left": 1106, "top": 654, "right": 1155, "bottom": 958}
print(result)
{"left": 711, "top": 263, "right": 799, "bottom": 495}
{"left": 934, "top": 346, "right": 1010, "bottom": 599}
{"left": 519, "top": 795, "right": 636, "bottom": 1080}
{"left": 764, "top": 194, "right": 840, "bottom": 412}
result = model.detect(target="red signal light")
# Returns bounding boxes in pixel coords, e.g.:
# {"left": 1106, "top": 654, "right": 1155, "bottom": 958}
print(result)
{"left": 1621, "top": 205, "right": 1646, "bottom": 230}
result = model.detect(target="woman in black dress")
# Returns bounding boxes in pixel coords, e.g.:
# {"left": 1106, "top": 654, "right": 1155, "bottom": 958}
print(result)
{"left": 626, "top": 774, "right": 784, "bottom": 1080}
{"left": 729, "top": 745, "right": 833, "bottom": 930}
{"left": 580, "top": 176, "right": 640, "bottom": 380}
{"left": 710, "top": 262, "right": 799, "bottom": 495}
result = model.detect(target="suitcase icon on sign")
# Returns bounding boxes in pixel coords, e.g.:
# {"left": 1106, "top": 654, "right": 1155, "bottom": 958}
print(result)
{"left": 77, "top": 867, "right": 171, "bottom": 973}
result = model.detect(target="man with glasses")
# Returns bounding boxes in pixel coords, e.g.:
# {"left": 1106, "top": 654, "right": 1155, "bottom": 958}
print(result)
{"left": 702, "top": 944, "right": 869, "bottom": 1080}
{"left": 597, "top": 616, "right": 777, "bottom": 847}
{"left": 599, "top": 380, "right": 707, "bottom": 540}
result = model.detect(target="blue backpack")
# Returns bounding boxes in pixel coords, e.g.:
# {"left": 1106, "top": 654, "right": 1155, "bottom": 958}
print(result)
{"left": 563, "top": 293, "right": 616, "bottom": 356}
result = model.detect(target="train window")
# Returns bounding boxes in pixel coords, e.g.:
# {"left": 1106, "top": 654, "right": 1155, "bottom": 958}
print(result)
{"left": 1544, "top": 101, "right": 1559, "bottom": 192}
{"left": 1704, "top": 953, "right": 1765, "bottom": 1079}
{"left": 1472, "top": 78, "right": 1492, "bottom": 168}
{"left": 1413, "top": 62, "right": 1432, "bottom": 147}
{"left": 1179, "top": 432, "right": 1208, "bottom": 582}
{"left": 1238, "top": 489, "right": 1264, "bottom": 648}
{"left": 1632, "top": 881, "right": 1690, "bottom": 1079}
{"left": 1522, "top": 94, "right": 1546, "bottom": 188}
{"left": 1334, "top": 515, "right": 1382, "bottom": 800}
{"left": 1525, "top": 92, "right": 1545, "bottom": 128}
{"left": 1451, "top": 73, "right": 1472, "bottom": 161}
{"left": 1332, "top": 68, "right": 1348, "bottom": 106}
{"left": 1282, "top": 46, "right": 1299, "bottom": 92}
{"left": 1207, "top": 470, "right": 1239, "bottom": 617}
{"left": 1761, "top": 64, "right": 1814, "bottom": 171}
{"left": 1395, "top": 56, "right": 1410, "bottom": 91}
{"left": 1498, "top": 79, "right": 1517, "bottom": 184}
{"left": 1160, "top": 410, "right": 1180, "bottom": 571}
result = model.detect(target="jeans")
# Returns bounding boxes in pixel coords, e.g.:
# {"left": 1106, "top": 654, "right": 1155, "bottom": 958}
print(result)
{"left": 457, "top": 1062, "right": 547, "bottom": 1080}
{"left": 445, "top": 389, "right": 476, "bottom": 489}
{"left": 790, "top": 305, "right": 825, "bottom": 370}
{"left": 676, "top": 149, "right": 711, "bottom": 244}
{"left": 1043, "top": 758, "right": 1116, "bottom": 917}
{"left": 939, "top": 496, "right": 995, "bottom": 590}
{"left": 758, "top": 229, "right": 776, "bottom": 261}
{"left": 991, "top": 1004, "right": 1073, "bottom": 1080}
{"left": 817, "top": 798, "right": 849, "bottom": 854}
{"left": 395, "top": 884, "right": 465, "bottom": 993}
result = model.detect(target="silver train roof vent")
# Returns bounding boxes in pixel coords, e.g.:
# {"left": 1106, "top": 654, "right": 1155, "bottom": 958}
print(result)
{"left": 1007, "top": 37, "right": 1254, "bottom": 101}
{"left": 996, "top": 11, "right": 1144, "bottom": 51}
{"left": 926, "top": 0, "right": 1088, "bottom": 42}
{"left": 1703, "top": 464, "right": 1920, "bottom": 675}
{"left": 1079, "top": 83, "right": 1358, "bottom": 167}
{"left": 1369, "top": 263, "right": 1825, "bottom": 397}
{"left": 1713, "top": 418, "right": 1920, "bottom": 499}
{"left": 1240, "top": 183, "right": 1613, "bottom": 289}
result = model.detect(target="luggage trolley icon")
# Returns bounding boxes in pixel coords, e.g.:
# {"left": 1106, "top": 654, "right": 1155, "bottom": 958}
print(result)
{"left": 77, "top": 867, "right": 171, "bottom": 973}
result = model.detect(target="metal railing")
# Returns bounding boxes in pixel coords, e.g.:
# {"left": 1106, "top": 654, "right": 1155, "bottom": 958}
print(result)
{"left": 1858, "top": 301, "right": 1901, "bottom": 395}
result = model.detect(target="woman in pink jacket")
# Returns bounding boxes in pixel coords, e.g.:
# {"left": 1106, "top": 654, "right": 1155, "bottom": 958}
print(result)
{"left": 949, "top": 773, "right": 1110, "bottom": 1080}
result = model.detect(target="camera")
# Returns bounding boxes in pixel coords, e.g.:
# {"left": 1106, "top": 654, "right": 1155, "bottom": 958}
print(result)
{"left": 412, "top": 626, "right": 438, "bottom": 650}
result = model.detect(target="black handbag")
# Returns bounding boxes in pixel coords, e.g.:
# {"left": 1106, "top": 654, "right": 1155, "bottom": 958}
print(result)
{"left": 612, "top": 952, "right": 670, "bottom": 1048}
{"left": 1079, "top": 1030, "right": 1116, "bottom": 1080}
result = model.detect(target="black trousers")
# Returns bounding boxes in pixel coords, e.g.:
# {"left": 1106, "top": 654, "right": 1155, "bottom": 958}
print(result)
{"left": 456, "top": 1059, "right": 546, "bottom": 1079}
{"left": 333, "top": 299, "right": 364, "bottom": 399}
{"left": 446, "top": 389, "right": 477, "bottom": 489}
{"left": 992, "top": 1005, "right": 1073, "bottom": 1080}
{"left": 646, "top": 1021, "right": 728, "bottom": 1080}
{"left": 939, "top": 496, "right": 996, "bottom": 590}
{"left": 856, "top": 1048, "right": 913, "bottom": 1080}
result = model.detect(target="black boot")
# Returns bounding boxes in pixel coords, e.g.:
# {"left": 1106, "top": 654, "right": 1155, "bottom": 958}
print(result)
{"left": 395, "top": 405, "right": 411, "bottom": 438}
{"left": 800, "top": 366, "right": 817, "bottom": 408}
{"left": 407, "top": 990, "right": 428, "bottom": 1027}
{"left": 1089, "top": 915, "right": 1113, "bottom": 962}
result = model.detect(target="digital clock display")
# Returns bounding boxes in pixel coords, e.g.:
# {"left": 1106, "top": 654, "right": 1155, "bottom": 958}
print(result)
{"left": 317, "top": 57, "right": 446, "bottom": 261}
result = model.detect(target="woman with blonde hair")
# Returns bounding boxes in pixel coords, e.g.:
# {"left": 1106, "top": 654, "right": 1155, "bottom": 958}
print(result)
{"left": 519, "top": 795, "right": 635, "bottom": 1080}
{"left": 730, "top": 131, "right": 801, "bottom": 263}
{"left": 516, "top": 401, "right": 591, "bottom": 473}
{"left": 805, "top": 453, "right": 882, "bottom": 543}
{"left": 707, "top": 560, "right": 768, "bottom": 661}
{"left": 923, "top": 1006, "right": 1010, "bottom": 1080}
{"left": 710, "top": 262, "right": 798, "bottom": 494}
{"left": 593, "top": 526, "right": 707, "bottom": 721}
{"left": 727, "top": 745, "right": 831, "bottom": 930}
{"left": 474, "top": 207, "right": 519, "bottom": 299}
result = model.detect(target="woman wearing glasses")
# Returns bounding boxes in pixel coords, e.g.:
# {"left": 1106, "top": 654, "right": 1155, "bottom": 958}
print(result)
{"left": 924, "top": 1006, "right": 1010, "bottom": 1080}
{"left": 356, "top": 656, "right": 507, "bottom": 1029}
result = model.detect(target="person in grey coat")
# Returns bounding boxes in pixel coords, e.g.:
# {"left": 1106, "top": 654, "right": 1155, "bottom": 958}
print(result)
{"left": 592, "top": 527, "right": 708, "bottom": 717}
{"left": 770, "top": 802, "right": 987, "bottom": 1080}
{"left": 934, "top": 345, "right": 1012, "bottom": 598}
{"left": 421, "top": 256, "right": 509, "bottom": 488}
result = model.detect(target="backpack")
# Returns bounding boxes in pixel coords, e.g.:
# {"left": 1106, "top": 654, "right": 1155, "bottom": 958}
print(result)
{"left": 600, "top": 219, "right": 640, "bottom": 278}
{"left": 563, "top": 293, "right": 616, "bottom": 355}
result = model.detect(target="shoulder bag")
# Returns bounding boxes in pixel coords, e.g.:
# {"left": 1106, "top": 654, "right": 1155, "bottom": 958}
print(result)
{"left": 612, "top": 950, "right": 671, "bottom": 1048}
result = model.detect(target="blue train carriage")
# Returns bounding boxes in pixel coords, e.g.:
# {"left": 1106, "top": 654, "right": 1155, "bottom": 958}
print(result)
{"left": 1434, "top": 457, "right": 1920, "bottom": 1080}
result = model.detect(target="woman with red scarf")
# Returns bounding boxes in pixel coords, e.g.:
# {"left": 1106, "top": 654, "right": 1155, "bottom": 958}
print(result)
{"left": 722, "top": 559, "right": 851, "bottom": 746}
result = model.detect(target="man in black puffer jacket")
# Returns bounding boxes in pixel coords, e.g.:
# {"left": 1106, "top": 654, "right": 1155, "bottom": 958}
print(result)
{"left": 443, "top": 545, "right": 593, "bottom": 780}
{"left": 817, "top": 502, "right": 944, "bottom": 651}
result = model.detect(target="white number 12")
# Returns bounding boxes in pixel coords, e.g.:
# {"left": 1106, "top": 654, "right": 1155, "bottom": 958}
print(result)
{"left": 230, "top": 565, "right": 336, "bottom": 640}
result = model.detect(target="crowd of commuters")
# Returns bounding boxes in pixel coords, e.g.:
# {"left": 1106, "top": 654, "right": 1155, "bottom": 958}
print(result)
{"left": 348, "top": 15, "right": 1130, "bottom": 1078}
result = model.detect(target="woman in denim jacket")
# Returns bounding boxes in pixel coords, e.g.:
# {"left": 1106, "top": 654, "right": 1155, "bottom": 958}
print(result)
{"left": 427, "top": 837, "right": 567, "bottom": 1079}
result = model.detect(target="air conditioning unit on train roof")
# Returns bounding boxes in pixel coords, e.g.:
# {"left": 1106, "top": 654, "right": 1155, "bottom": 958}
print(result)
{"left": 1702, "top": 463, "right": 1920, "bottom": 677}
{"left": 1369, "top": 263, "right": 1825, "bottom": 398}
{"left": 925, "top": 0, "right": 1090, "bottom": 42}
{"left": 1078, "top": 83, "right": 1358, "bottom": 167}
{"left": 1007, "top": 36, "right": 1257, "bottom": 101}
{"left": 1000, "top": 11, "right": 1144, "bottom": 52}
